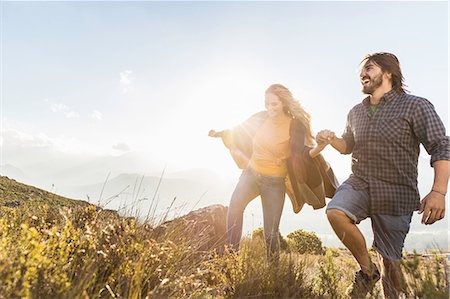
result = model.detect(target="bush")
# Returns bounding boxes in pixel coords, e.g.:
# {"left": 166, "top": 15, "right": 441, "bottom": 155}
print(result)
{"left": 251, "top": 227, "right": 289, "bottom": 251}
{"left": 313, "top": 249, "right": 344, "bottom": 298}
{"left": 251, "top": 227, "right": 264, "bottom": 240}
{"left": 287, "top": 229, "right": 324, "bottom": 255}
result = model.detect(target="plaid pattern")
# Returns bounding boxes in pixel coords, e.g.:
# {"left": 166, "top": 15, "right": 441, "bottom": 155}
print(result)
{"left": 341, "top": 90, "right": 450, "bottom": 215}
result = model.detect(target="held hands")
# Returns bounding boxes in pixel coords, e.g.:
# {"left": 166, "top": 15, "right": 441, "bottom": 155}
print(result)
{"left": 316, "top": 130, "right": 336, "bottom": 145}
{"left": 310, "top": 130, "right": 336, "bottom": 157}
{"left": 418, "top": 191, "right": 446, "bottom": 225}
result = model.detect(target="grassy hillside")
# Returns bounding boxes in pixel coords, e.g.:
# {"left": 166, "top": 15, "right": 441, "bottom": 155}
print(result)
{"left": 0, "top": 176, "right": 91, "bottom": 209}
{"left": 0, "top": 176, "right": 448, "bottom": 298}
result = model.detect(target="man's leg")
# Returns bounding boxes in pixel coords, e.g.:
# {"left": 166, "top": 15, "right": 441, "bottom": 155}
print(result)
{"left": 326, "top": 184, "right": 375, "bottom": 274}
{"left": 326, "top": 184, "right": 380, "bottom": 298}
{"left": 371, "top": 214, "right": 412, "bottom": 299}
{"left": 327, "top": 209, "right": 374, "bottom": 274}
{"left": 377, "top": 254, "right": 404, "bottom": 299}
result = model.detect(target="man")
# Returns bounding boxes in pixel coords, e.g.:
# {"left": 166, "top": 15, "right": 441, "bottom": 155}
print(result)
{"left": 317, "top": 52, "right": 450, "bottom": 298}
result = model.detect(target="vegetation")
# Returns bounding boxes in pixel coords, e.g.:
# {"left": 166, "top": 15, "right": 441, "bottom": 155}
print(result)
{"left": 402, "top": 251, "right": 450, "bottom": 299}
{"left": 0, "top": 176, "right": 448, "bottom": 298}
{"left": 287, "top": 229, "right": 324, "bottom": 255}
{"left": 251, "top": 227, "right": 289, "bottom": 252}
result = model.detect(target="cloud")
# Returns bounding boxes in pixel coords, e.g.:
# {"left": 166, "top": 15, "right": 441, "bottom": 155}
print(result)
{"left": 49, "top": 102, "right": 79, "bottom": 118}
{"left": 91, "top": 110, "right": 103, "bottom": 120}
{"left": 120, "top": 70, "right": 133, "bottom": 93}
{"left": 112, "top": 142, "right": 130, "bottom": 152}
{"left": 1, "top": 129, "right": 53, "bottom": 149}
{"left": 50, "top": 103, "right": 68, "bottom": 113}
{"left": 0, "top": 128, "right": 104, "bottom": 164}
{"left": 65, "top": 111, "right": 80, "bottom": 118}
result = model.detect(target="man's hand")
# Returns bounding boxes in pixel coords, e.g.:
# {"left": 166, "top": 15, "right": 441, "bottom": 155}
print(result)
{"left": 316, "top": 130, "right": 335, "bottom": 144}
{"left": 418, "top": 191, "right": 446, "bottom": 225}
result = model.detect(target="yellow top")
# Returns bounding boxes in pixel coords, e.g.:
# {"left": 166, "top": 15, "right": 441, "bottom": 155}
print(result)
{"left": 249, "top": 117, "right": 291, "bottom": 177}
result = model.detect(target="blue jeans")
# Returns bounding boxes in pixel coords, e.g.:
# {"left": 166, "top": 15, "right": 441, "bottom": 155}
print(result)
{"left": 227, "top": 168, "right": 286, "bottom": 255}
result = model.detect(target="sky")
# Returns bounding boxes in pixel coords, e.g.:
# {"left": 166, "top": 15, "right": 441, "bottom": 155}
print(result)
{"left": 1, "top": 1, "right": 449, "bottom": 249}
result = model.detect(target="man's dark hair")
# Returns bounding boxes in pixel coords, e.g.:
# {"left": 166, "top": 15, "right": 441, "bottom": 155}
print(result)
{"left": 361, "top": 52, "right": 408, "bottom": 93}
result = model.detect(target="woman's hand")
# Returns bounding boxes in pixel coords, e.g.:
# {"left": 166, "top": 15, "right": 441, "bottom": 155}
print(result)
{"left": 316, "top": 130, "right": 335, "bottom": 145}
{"left": 208, "top": 130, "right": 219, "bottom": 137}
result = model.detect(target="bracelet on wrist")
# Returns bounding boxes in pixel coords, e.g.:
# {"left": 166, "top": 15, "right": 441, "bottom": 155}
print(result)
{"left": 432, "top": 189, "right": 447, "bottom": 196}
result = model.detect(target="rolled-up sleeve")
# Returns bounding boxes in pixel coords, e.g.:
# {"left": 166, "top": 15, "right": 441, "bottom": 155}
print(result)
{"left": 413, "top": 98, "right": 450, "bottom": 166}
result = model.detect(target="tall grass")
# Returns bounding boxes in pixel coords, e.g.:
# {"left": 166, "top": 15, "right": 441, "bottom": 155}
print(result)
{"left": 0, "top": 200, "right": 448, "bottom": 298}
{"left": 402, "top": 251, "right": 450, "bottom": 298}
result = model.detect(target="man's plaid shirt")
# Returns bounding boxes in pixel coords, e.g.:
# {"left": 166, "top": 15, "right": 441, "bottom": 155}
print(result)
{"left": 341, "top": 90, "right": 450, "bottom": 215}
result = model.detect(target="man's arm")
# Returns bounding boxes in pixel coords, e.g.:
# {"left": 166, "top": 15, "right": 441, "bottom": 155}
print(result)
{"left": 419, "top": 160, "right": 450, "bottom": 225}
{"left": 316, "top": 111, "right": 354, "bottom": 154}
{"left": 411, "top": 99, "right": 450, "bottom": 225}
{"left": 330, "top": 136, "right": 349, "bottom": 154}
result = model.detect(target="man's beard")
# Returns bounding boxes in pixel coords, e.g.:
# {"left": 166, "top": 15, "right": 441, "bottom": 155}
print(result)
{"left": 362, "top": 73, "right": 383, "bottom": 94}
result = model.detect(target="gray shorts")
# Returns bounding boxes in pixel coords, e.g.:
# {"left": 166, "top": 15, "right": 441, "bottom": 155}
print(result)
{"left": 326, "top": 183, "right": 412, "bottom": 260}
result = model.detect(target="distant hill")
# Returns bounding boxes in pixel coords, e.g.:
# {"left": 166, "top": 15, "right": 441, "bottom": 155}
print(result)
{"left": 0, "top": 161, "right": 235, "bottom": 220}
{"left": 56, "top": 171, "right": 234, "bottom": 221}
{"left": 49, "top": 151, "right": 165, "bottom": 186}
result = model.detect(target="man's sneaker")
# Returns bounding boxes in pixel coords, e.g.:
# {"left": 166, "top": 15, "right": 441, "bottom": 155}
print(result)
{"left": 346, "top": 266, "right": 381, "bottom": 298}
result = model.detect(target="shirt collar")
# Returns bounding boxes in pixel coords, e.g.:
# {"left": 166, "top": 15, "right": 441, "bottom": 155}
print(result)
{"left": 362, "top": 89, "right": 399, "bottom": 106}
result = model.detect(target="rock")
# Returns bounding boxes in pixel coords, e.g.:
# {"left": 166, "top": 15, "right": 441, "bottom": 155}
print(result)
{"left": 154, "top": 204, "right": 228, "bottom": 252}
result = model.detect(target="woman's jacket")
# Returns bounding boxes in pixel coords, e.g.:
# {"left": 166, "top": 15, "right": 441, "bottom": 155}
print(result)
{"left": 220, "top": 111, "right": 339, "bottom": 214}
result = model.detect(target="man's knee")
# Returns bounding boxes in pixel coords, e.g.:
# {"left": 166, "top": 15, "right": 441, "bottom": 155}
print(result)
{"left": 326, "top": 208, "right": 351, "bottom": 224}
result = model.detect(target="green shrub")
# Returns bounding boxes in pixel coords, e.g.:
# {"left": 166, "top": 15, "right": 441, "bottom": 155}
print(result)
{"left": 251, "top": 227, "right": 289, "bottom": 251}
{"left": 251, "top": 227, "right": 264, "bottom": 240}
{"left": 313, "top": 249, "right": 344, "bottom": 298}
{"left": 287, "top": 229, "right": 324, "bottom": 255}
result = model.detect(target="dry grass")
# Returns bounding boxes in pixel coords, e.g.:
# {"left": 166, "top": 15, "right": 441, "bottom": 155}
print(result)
{"left": 0, "top": 176, "right": 448, "bottom": 298}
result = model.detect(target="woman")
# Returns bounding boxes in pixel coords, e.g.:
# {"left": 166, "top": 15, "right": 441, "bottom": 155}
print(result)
{"left": 209, "top": 84, "right": 337, "bottom": 257}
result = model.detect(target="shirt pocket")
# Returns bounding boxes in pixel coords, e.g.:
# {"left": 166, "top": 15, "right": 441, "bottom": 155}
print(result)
{"left": 378, "top": 117, "right": 411, "bottom": 144}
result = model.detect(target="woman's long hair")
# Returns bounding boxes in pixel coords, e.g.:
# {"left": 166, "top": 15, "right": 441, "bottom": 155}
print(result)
{"left": 265, "top": 84, "right": 315, "bottom": 147}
